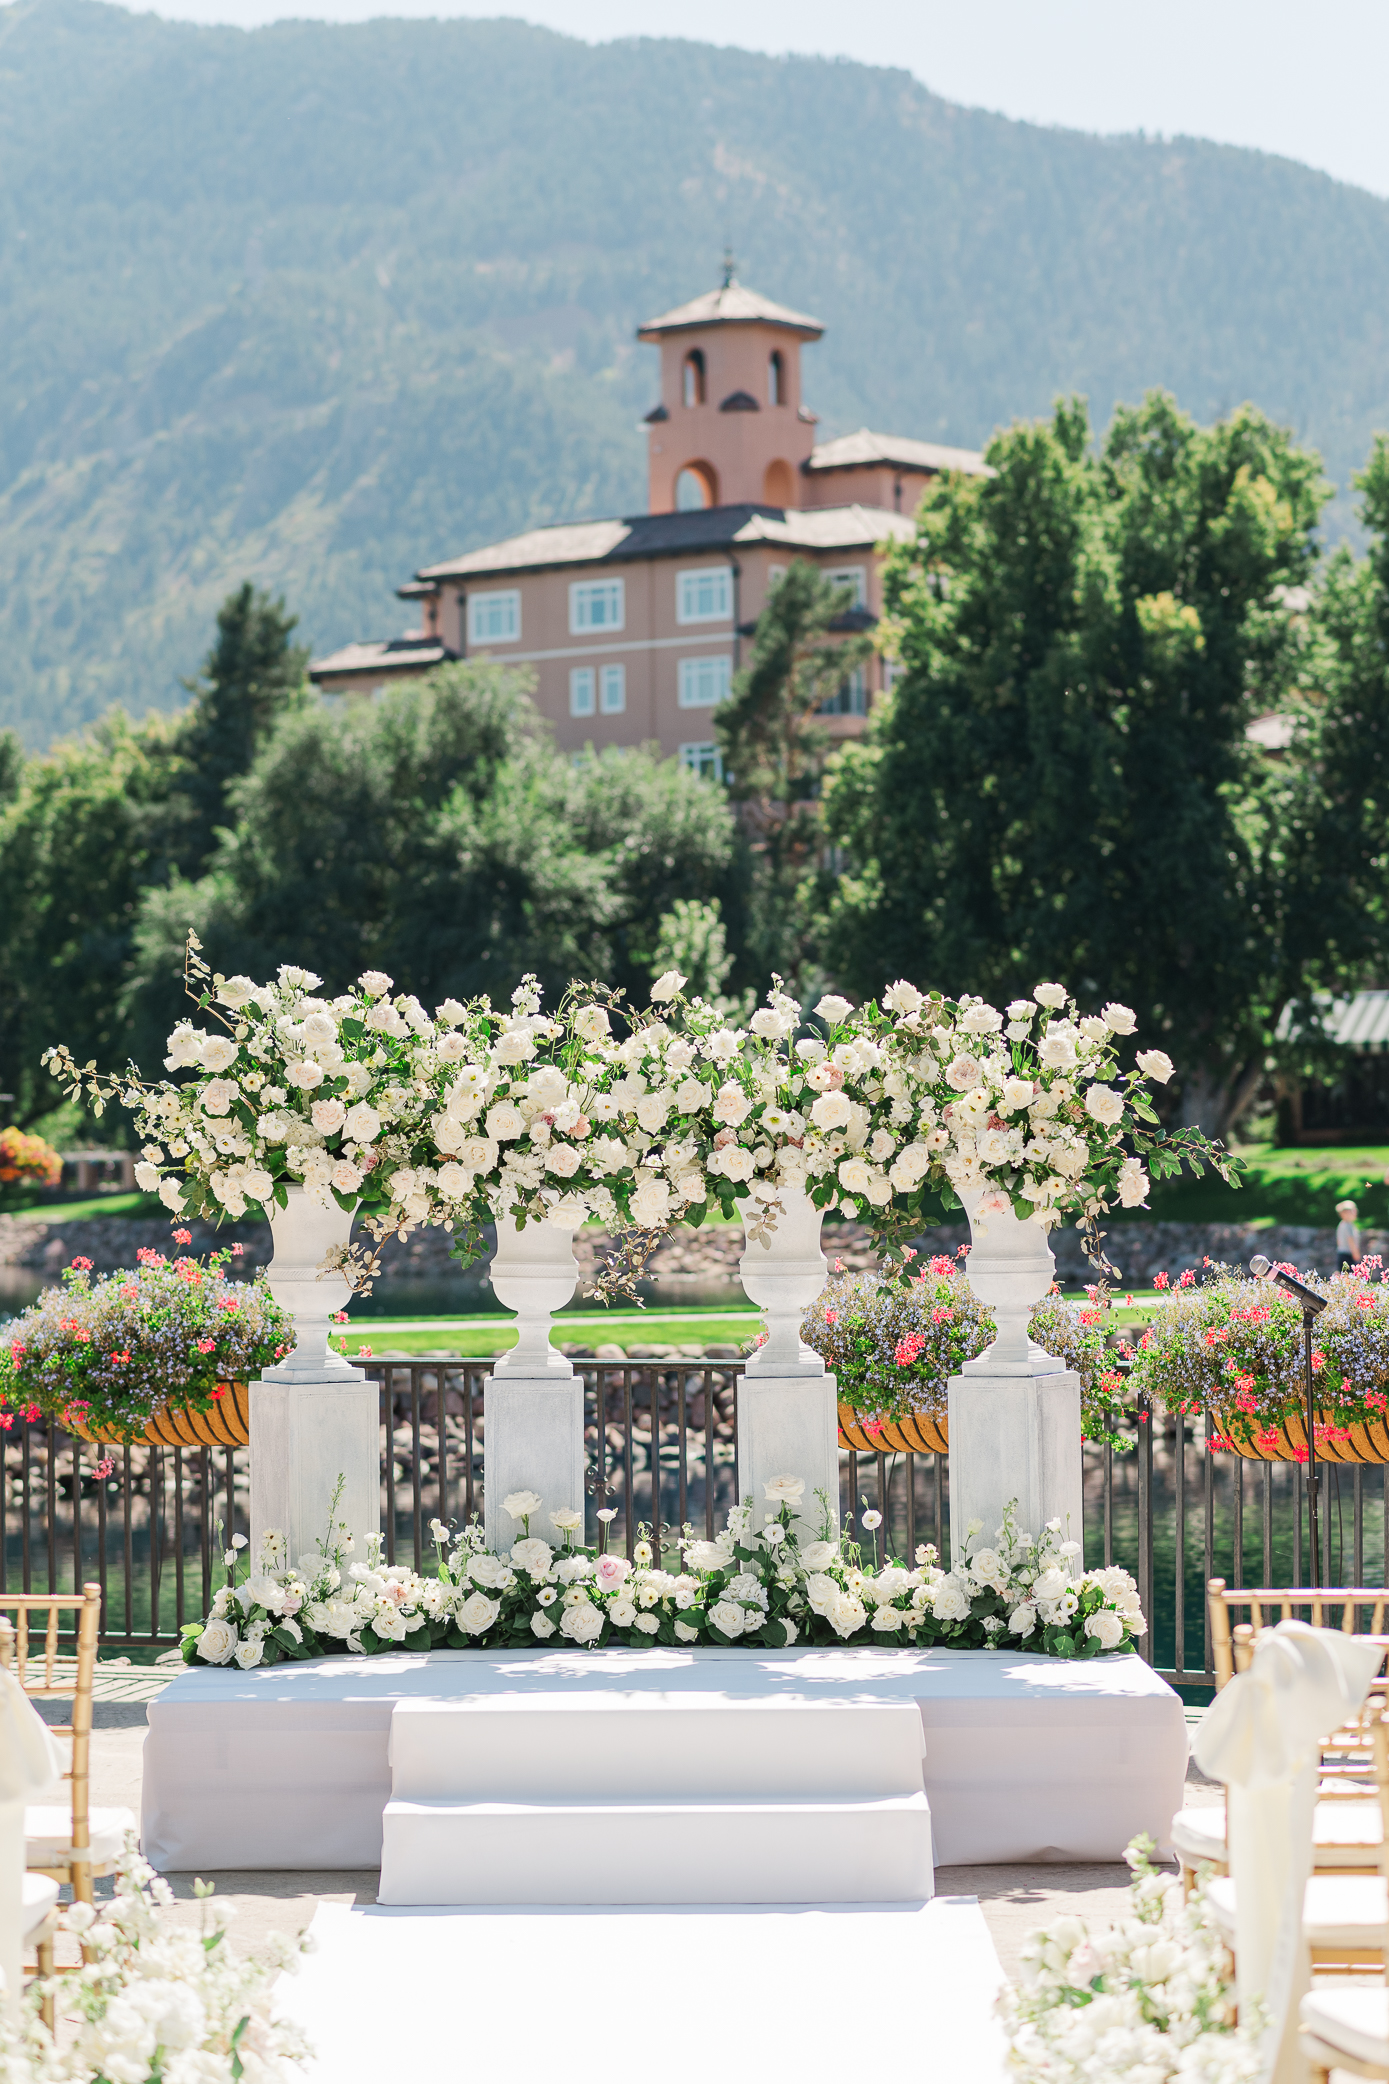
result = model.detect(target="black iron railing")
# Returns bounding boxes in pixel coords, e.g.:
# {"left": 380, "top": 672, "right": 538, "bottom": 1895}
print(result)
{"left": 4, "top": 1363, "right": 1384, "bottom": 1686}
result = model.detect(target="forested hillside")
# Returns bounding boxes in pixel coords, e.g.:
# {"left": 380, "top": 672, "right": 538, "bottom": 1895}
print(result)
{"left": 3, "top": 0, "right": 1389, "bottom": 742}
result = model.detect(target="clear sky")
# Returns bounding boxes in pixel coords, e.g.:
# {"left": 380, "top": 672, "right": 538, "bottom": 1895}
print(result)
{"left": 131, "top": 0, "right": 1389, "bottom": 199}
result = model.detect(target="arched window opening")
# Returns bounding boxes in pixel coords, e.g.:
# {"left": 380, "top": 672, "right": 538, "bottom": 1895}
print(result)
{"left": 682, "top": 349, "right": 706, "bottom": 408}
{"left": 675, "top": 462, "right": 718, "bottom": 510}
{"left": 768, "top": 350, "right": 785, "bottom": 406}
{"left": 763, "top": 459, "right": 794, "bottom": 508}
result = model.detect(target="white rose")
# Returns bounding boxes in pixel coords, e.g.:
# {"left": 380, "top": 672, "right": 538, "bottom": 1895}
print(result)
{"left": 358, "top": 969, "right": 393, "bottom": 997}
{"left": 510, "top": 1538, "right": 553, "bottom": 1576}
{"left": 1084, "top": 1084, "right": 1125, "bottom": 1126}
{"left": 608, "top": 1598, "right": 638, "bottom": 1628}
{"left": 945, "top": 1054, "right": 982, "bottom": 1092}
{"left": 882, "top": 980, "right": 922, "bottom": 1014}
{"left": 242, "top": 1165, "right": 276, "bottom": 1202}
{"left": 709, "top": 1599, "right": 746, "bottom": 1638}
{"left": 134, "top": 1161, "right": 160, "bottom": 1191}
{"left": 635, "top": 1091, "right": 673, "bottom": 1132}
{"left": 709, "top": 1144, "right": 754, "bottom": 1183}
{"left": 311, "top": 1098, "right": 347, "bottom": 1135}
{"left": 196, "top": 1616, "right": 238, "bottom": 1664}
{"left": 201, "top": 1036, "right": 240, "bottom": 1073}
{"left": 457, "top": 1591, "right": 501, "bottom": 1635}
{"left": 1034, "top": 983, "right": 1068, "bottom": 1008}
{"left": 629, "top": 1175, "right": 671, "bottom": 1228}
{"left": 560, "top": 1601, "right": 605, "bottom": 1644}
{"left": 712, "top": 1084, "right": 751, "bottom": 1126}
{"left": 814, "top": 995, "right": 853, "bottom": 1023}
{"left": 762, "top": 1475, "right": 805, "bottom": 1505}
{"left": 1037, "top": 1031, "right": 1077, "bottom": 1069}
{"left": 837, "top": 1156, "right": 872, "bottom": 1195}
{"left": 530, "top": 1611, "right": 556, "bottom": 1638}
{"left": 1008, "top": 1604, "right": 1038, "bottom": 1638}
{"left": 573, "top": 1005, "right": 611, "bottom": 1041}
{"left": 546, "top": 1143, "right": 582, "bottom": 1177}
{"left": 999, "top": 1077, "right": 1034, "bottom": 1113}
{"left": 1117, "top": 1160, "right": 1150, "bottom": 1208}
{"left": 158, "top": 1177, "right": 185, "bottom": 1211}
{"left": 650, "top": 969, "right": 687, "bottom": 1002}
{"left": 1084, "top": 1608, "right": 1126, "bottom": 1650}
{"left": 199, "top": 1078, "right": 238, "bottom": 1116}
{"left": 285, "top": 1059, "right": 325, "bottom": 1090}
{"left": 342, "top": 1102, "right": 381, "bottom": 1143}
{"left": 502, "top": 1490, "right": 543, "bottom": 1521}
{"left": 800, "top": 1540, "right": 839, "bottom": 1571}
{"left": 586, "top": 1136, "right": 628, "bottom": 1175}
{"left": 1136, "top": 1049, "right": 1175, "bottom": 1085}
{"left": 809, "top": 1090, "right": 852, "bottom": 1131}
{"left": 960, "top": 1003, "right": 1002, "bottom": 1034}
{"left": 546, "top": 1193, "right": 587, "bottom": 1228}
{"left": 1102, "top": 1003, "right": 1137, "bottom": 1036}
{"left": 829, "top": 1593, "right": 866, "bottom": 1639}
{"left": 486, "top": 1102, "right": 527, "bottom": 1141}
{"left": 216, "top": 975, "right": 257, "bottom": 1009}
{"left": 433, "top": 1161, "right": 466, "bottom": 1197}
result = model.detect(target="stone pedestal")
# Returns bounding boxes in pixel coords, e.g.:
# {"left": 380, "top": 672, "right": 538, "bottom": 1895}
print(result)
{"left": 736, "top": 1187, "right": 838, "bottom": 1535}
{"left": 250, "top": 1186, "right": 379, "bottom": 1564}
{"left": 947, "top": 1369, "right": 1084, "bottom": 1566}
{"left": 483, "top": 1214, "right": 583, "bottom": 1549}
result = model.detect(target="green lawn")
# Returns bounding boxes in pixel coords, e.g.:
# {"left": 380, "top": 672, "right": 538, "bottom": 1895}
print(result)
{"left": 0, "top": 1189, "right": 169, "bottom": 1223}
{"left": 337, "top": 1309, "right": 762, "bottom": 1359}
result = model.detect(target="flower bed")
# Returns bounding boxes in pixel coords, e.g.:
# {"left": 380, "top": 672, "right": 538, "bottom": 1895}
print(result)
{"left": 1128, "top": 1260, "right": 1389, "bottom": 1457}
{"left": 183, "top": 1481, "right": 1145, "bottom": 1668}
{"left": 0, "top": 1123, "right": 61, "bottom": 1191}
{"left": 11, "top": 1841, "right": 310, "bottom": 2082}
{"left": 0, "top": 1244, "right": 292, "bottom": 1440}
{"left": 999, "top": 1836, "right": 1258, "bottom": 2083}
{"left": 801, "top": 1259, "right": 1132, "bottom": 1449}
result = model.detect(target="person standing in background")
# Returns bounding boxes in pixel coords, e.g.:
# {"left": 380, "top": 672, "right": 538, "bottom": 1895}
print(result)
{"left": 1336, "top": 1198, "right": 1362, "bottom": 1271}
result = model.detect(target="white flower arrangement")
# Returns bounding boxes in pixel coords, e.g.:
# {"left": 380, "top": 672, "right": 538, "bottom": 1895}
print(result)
{"left": 181, "top": 1484, "right": 1145, "bottom": 1667}
{"left": 7, "top": 1839, "right": 310, "bottom": 2081}
{"left": 999, "top": 1836, "right": 1262, "bottom": 2084}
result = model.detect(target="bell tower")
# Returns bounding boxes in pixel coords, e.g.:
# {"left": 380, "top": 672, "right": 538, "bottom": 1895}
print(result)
{"left": 638, "top": 264, "right": 824, "bottom": 514}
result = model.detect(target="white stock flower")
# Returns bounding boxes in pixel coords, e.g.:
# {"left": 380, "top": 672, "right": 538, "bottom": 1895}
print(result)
{"left": 1136, "top": 1048, "right": 1175, "bottom": 1084}
{"left": 650, "top": 970, "right": 687, "bottom": 1002}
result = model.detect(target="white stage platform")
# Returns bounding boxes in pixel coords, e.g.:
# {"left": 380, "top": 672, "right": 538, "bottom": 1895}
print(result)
{"left": 142, "top": 1645, "right": 1185, "bottom": 1872}
{"left": 276, "top": 1895, "right": 1008, "bottom": 2083}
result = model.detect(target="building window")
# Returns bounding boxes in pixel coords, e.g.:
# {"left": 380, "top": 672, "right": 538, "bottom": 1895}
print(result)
{"left": 817, "top": 665, "right": 868, "bottom": 717}
{"left": 683, "top": 349, "right": 706, "bottom": 407}
{"left": 569, "top": 667, "right": 596, "bottom": 717}
{"left": 679, "top": 655, "right": 732, "bottom": 708}
{"left": 569, "top": 579, "right": 624, "bottom": 634}
{"left": 600, "top": 664, "right": 626, "bottom": 714}
{"left": 467, "top": 589, "right": 520, "bottom": 645}
{"left": 768, "top": 350, "right": 784, "bottom": 405}
{"left": 677, "top": 567, "right": 732, "bottom": 624}
{"left": 675, "top": 463, "right": 717, "bottom": 510}
{"left": 679, "top": 742, "right": 724, "bottom": 782}
{"left": 824, "top": 566, "right": 867, "bottom": 609}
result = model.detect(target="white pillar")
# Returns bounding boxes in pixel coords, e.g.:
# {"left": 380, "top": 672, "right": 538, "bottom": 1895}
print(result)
{"left": 946, "top": 1194, "right": 1083, "bottom": 1565}
{"left": 250, "top": 1187, "right": 380, "bottom": 1565}
{"left": 483, "top": 1216, "right": 584, "bottom": 1551}
{"left": 736, "top": 1188, "right": 838, "bottom": 1538}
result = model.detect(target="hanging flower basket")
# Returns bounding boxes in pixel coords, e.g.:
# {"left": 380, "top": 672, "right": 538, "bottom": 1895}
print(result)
{"left": 837, "top": 1399, "right": 948, "bottom": 1454}
{"left": 1210, "top": 1404, "right": 1389, "bottom": 1465}
{"left": 68, "top": 1382, "right": 250, "bottom": 1450}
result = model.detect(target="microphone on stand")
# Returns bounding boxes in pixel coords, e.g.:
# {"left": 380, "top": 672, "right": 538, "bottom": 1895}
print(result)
{"left": 1249, "top": 1255, "right": 1325, "bottom": 1584}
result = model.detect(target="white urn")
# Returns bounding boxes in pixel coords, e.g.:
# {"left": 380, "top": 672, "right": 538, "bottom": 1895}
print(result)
{"left": 483, "top": 1211, "right": 584, "bottom": 1549}
{"left": 958, "top": 1190, "right": 1065, "bottom": 1376}
{"left": 487, "top": 1213, "right": 580, "bottom": 1380}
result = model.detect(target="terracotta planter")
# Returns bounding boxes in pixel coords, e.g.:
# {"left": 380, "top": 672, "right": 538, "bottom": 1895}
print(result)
{"left": 837, "top": 1398, "right": 948, "bottom": 1455}
{"left": 1212, "top": 1405, "right": 1389, "bottom": 1466}
{"left": 70, "top": 1382, "right": 250, "bottom": 1450}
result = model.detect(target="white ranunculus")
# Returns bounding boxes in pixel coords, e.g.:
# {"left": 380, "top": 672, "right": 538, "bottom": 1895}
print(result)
{"left": 1084, "top": 1084, "right": 1125, "bottom": 1126}
{"left": 809, "top": 1089, "right": 852, "bottom": 1131}
{"left": 650, "top": 969, "right": 687, "bottom": 1002}
{"left": 945, "top": 1053, "right": 983, "bottom": 1091}
{"left": 560, "top": 1601, "right": 605, "bottom": 1643}
{"left": 486, "top": 1102, "right": 526, "bottom": 1141}
{"left": 311, "top": 1097, "right": 347, "bottom": 1135}
{"left": 458, "top": 1591, "right": 501, "bottom": 1635}
{"left": 815, "top": 995, "right": 853, "bottom": 1024}
{"left": 1033, "top": 983, "right": 1068, "bottom": 1008}
{"left": 510, "top": 1538, "right": 553, "bottom": 1576}
{"left": 196, "top": 1616, "right": 238, "bottom": 1664}
{"left": 502, "top": 1490, "right": 543, "bottom": 1521}
{"left": 1136, "top": 1048, "right": 1175, "bottom": 1085}
{"left": 1084, "top": 1607, "right": 1126, "bottom": 1650}
{"left": 709, "top": 1599, "right": 746, "bottom": 1638}
{"left": 630, "top": 1175, "right": 671, "bottom": 1227}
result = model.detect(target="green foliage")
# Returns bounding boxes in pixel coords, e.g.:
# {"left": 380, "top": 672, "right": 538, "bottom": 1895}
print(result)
{"left": 174, "top": 583, "right": 309, "bottom": 870}
{"left": 4, "top": 6, "right": 1389, "bottom": 742}
{"left": 819, "top": 392, "right": 1330, "bottom": 1131}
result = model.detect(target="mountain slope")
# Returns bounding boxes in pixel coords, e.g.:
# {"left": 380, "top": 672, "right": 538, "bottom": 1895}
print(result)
{"left": 2, "top": 0, "right": 1388, "bottom": 742}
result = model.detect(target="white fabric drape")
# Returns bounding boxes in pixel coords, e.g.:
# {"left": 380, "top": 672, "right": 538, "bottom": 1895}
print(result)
{"left": 1193, "top": 1619, "right": 1384, "bottom": 2084}
{"left": 0, "top": 1666, "right": 64, "bottom": 2008}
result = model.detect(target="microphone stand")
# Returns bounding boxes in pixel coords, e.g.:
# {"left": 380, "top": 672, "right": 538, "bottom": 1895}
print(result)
{"left": 1250, "top": 1257, "right": 1325, "bottom": 1587}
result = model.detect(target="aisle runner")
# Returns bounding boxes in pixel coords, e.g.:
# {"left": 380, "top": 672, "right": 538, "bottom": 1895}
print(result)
{"left": 277, "top": 1896, "right": 1007, "bottom": 2082}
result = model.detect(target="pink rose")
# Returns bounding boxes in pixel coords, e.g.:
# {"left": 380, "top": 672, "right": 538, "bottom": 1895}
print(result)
{"left": 595, "top": 1555, "right": 631, "bottom": 1594}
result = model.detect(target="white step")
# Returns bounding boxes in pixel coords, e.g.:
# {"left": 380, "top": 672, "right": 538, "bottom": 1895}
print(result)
{"left": 387, "top": 1692, "right": 926, "bottom": 1802}
{"left": 377, "top": 1792, "right": 934, "bottom": 1905}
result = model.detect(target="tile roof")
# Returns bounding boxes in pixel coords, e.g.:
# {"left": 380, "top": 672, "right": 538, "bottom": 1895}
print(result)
{"left": 638, "top": 281, "right": 824, "bottom": 340}
{"left": 309, "top": 635, "right": 456, "bottom": 681}
{"left": 807, "top": 427, "right": 992, "bottom": 477}
{"left": 416, "top": 503, "right": 912, "bottom": 582}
